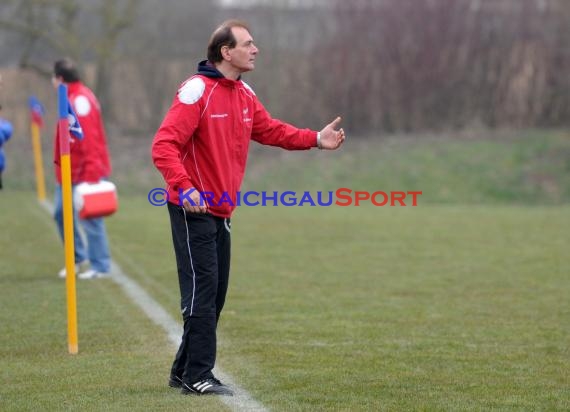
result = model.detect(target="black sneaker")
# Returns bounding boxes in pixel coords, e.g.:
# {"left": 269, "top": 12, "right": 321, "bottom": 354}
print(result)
{"left": 181, "top": 378, "right": 234, "bottom": 396}
{"left": 168, "top": 375, "right": 183, "bottom": 388}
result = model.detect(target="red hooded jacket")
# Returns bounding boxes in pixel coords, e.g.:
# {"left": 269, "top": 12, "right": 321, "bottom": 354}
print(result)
{"left": 54, "top": 81, "right": 111, "bottom": 184}
{"left": 152, "top": 61, "right": 317, "bottom": 218}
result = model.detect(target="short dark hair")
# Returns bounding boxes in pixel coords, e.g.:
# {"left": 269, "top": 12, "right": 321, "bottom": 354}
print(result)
{"left": 207, "top": 20, "right": 251, "bottom": 63}
{"left": 54, "top": 58, "right": 81, "bottom": 82}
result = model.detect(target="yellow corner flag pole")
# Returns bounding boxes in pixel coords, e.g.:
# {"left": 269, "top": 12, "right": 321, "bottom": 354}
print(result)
{"left": 58, "top": 84, "right": 79, "bottom": 354}
{"left": 31, "top": 122, "right": 47, "bottom": 201}
{"left": 29, "top": 97, "right": 47, "bottom": 201}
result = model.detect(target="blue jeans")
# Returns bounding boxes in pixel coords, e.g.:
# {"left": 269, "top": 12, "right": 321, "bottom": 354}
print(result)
{"left": 54, "top": 184, "right": 111, "bottom": 272}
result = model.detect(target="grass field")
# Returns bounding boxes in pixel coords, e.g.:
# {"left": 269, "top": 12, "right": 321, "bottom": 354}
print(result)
{"left": 1, "top": 189, "right": 569, "bottom": 411}
{"left": 5, "top": 129, "right": 570, "bottom": 205}
{"left": 240, "top": 129, "right": 570, "bottom": 205}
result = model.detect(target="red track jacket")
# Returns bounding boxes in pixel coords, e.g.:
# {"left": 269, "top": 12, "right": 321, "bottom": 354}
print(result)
{"left": 152, "top": 61, "right": 317, "bottom": 218}
{"left": 54, "top": 81, "right": 111, "bottom": 184}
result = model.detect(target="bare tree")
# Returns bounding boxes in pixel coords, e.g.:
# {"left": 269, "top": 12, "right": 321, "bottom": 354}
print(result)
{"left": 310, "top": 0, "right": 570, "bottom": 133}
{"left": 113, "top": 0, "right": 217, "bottom": 132}
{"left": 90, "top": 0, "right": 140, "bottom": 121}
{"left": 0, "top": 0, "right": 140, "bottom": 121}
{"left": 2, "top": 0, "right": 568, "bottom": 135}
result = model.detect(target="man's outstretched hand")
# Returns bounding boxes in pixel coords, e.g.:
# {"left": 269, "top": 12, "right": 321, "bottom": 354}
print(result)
{"left": 319, "top": 117, "right": 346, "bottom": 150}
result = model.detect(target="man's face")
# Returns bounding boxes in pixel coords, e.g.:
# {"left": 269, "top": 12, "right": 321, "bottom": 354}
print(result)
{"left": 226, "top": 26, "right": 258, "bottom": 73}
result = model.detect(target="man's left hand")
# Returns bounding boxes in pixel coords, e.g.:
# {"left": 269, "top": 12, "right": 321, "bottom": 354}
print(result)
{"left": 319, "top": 116, "right": 346, "bottom": 150}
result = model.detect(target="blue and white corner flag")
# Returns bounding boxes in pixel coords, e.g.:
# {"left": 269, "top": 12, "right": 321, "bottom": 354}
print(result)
{"left": 67, "top": 102, "right": 83, "bottom": 140}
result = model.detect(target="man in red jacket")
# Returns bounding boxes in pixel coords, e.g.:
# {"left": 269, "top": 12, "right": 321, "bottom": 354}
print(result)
{"left": 152, "top": 20, "right": 345, "bottom": 396}
{"left": 52, "top": 58, "right": 112, "bottom": 280}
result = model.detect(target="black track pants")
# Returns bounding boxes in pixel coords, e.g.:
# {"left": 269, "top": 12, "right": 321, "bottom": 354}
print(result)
{"left": 167, "top": 203, "right": 231, "bottom": 384}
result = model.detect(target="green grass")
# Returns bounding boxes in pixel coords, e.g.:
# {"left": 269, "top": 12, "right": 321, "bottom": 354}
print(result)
{"left": 4, "top": 129, "right": 570, "bottom": 205}
{"left": 2, "top": 190, "right": 567, "bottom": 411}
{"left": 242, "top": 129, "right": 570, "bottom": 205}
{"left": 1, "top": 128, "right": 569, "bottom": 410}
{"left": 0, "top": 193, "right": 227, "bottom": 411}
{"left": 223, "top": 205, "right": 569, "bottom": 411}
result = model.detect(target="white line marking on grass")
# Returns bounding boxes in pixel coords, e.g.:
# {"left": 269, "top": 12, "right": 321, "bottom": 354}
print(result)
{"left": 41, "top": 199, "right": 54, "bottom": 214}
{"left": 110, "top": 261, "right": 182, "bottom": 345}
{"left": 39, "top": 200, "right": 268, "bottom": 412}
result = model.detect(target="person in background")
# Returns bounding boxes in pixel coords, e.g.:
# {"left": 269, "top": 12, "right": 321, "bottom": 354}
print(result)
{"left": 0, "top": 103, "right": 13, "bottom": 190}
{"left": 52, "top": 58, "right": 112, "bottom": 279}
{"left": 152, "top": 20, "right": 345, "bottom": 396}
